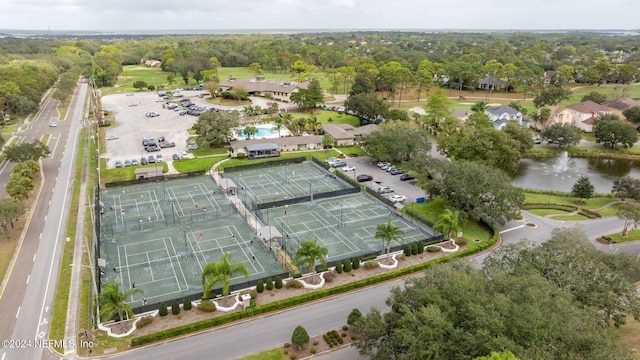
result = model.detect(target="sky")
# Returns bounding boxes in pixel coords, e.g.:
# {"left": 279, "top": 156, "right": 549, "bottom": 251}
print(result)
{"left": 0, "top": 0, "right": 638, "bottom": 33}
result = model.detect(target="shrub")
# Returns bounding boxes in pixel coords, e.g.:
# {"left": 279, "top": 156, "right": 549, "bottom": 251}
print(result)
{"left": 347, "top": 308, "right": 362, "bottom": 327}
{"left": 310, "top": 348, "right": 316, "bottom": 355}
{"left": 417, "top": 241, "right": 425, "bottom": 254}
{"left": 158, "top": 303, "right": 168, "bottom": 317}
{"left": 266, "top": 277, "right": 274, "bottom": 290}
{"left": 275, "top": 276, "right": 283, "bottom": 289}
{"left": 335, "top": 262, "right": 343, "bottom": 273}
{"left": 343, "top": 259, "right": 352, "bottom": 272}
{"left": 323, "top": 270, "right": 335, "bottom": 283}
{"left": 183, "top": 297, "right": 192, "bottom": 310}
{"left": 411, "top": 243, "right": 419, "bottom": 255}
{"left": 242, "top": 289, "right": 258, "bottom": 299}
{"left": 291, "top": 325, "right": 310, "bottom": 350}
{"left": 197, "top": 300, "right": 217, "bottom": 312}
{"left": 363, "top": 260, "right": 379, "bottom": 270}
{"left": 256, "top": 279, "right": 264, "bottom": 293}
{"left": 285, "top": 279, "right": 303, "bottom": 289}
{"left": 290, "top": 355, "right": 297, "bottom": 360}
{"left": 342, "top": 325, "right": 349, "bottom": 331}
{"left": 136, "top": 315, "right": 154, "bottom": 328}
{"left": 404, "top": 244, "right": 412, "bottom": 256}
{"left": 352, "top": 257, "right": 360, "bottom": 270}
{"left": 426, "top": 245, "right": 441, "bottom": 252}
{"left": 313, "top": 341, "right": 319, "bottom": 346}
{"left": 249, "top": 299, "right": 256, "bottom": 307}
{"left": 171, "top": 300, "right": 180, "bottom": 315}
{"left": 455, "top": 237, "right": 468, "bottom": 246}
{"left": 284, "top": 343, "right": 290, "bottom": 348}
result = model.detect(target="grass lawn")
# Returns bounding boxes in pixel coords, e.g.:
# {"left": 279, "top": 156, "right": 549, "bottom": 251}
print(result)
{"left": 172, "top": 155, "right": 227, "bottom": 173}
{"left": 559, "top": 83, "right": 640, "bottom": 107}
{"left": 338, "top": 146, "right": 365, "bottom": 157}
{"left": 405, "top": 198, "right": 492, "bottom": 245}
{"left": 527, "top": 208, "right": 574, "bottom": 217}
{"left": 551, "top": 213, "right": 592, "bottom": 221}
{"left": 101, "top": 163, "right": 168, "bottom": 183}
{"left": 615, "top": 316, "right": 640, "bottom": 358}
{"left": 524, "top": 192, "right": 618, "bottom": 209}
{"left": 605, "top": 229, "right": 640, "bottom": 243}
{"left": 287, "top": 109, "right": 360, "bottom": 127}
{"left": 238, "top": 348, "right": 287, "bottom": 360}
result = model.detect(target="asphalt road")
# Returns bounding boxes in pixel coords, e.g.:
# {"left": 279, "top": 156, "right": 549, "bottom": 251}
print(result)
{"left": 0, "top": 80, "right": 87, "bottom": 360}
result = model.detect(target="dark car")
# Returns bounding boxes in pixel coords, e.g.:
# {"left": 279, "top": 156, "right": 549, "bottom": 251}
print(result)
{"left": 400, "top": 174, "right": 415, "bottom": 181}
{"left": 161, "top": 142, "right": 176, "bottom": 148}
{"left": 140, "top": 157, "right": 148, "bottom": 165}
{"left": 356, "top": 174, "right": 373, "bottom": 182}
{"left": 172, "top": 153, "right": 180, "bottom": 161}
{"left": 148, "top": 155, "right": 156, "bottom": 163}
{"left": 145, "top": 145, "right": 160, "bottom": 152}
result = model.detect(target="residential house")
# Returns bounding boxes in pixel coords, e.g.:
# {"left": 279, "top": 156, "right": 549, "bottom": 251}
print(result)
{"left": 484, "top": 105, "right": 526, "bottom": 130}
{"left": 565, "top": 100, "right": 612, "bottom": 132}
{"left": 544, "top": 70, "right": 558, "bottom": 85}
{"left": 452, "top": 109, "right": 473, "bottom": 121}
{"left": 478, "top": 77, "right": 508, "bottom": 91}
{"left": 321, "top": 124, "right": 379, "bottom": 146}
{"left": 603, "top": 97, "right": 640, "bottom": 119}
{"left": 219, "top": 76, "right": 309, "bottom": 102}
{"left": 229, "top": 136, "right": 323, "bottom": 157}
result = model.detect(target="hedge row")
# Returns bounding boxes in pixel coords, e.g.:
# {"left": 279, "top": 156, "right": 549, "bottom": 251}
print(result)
{"left": 131, "top": 226, "right": 498, "bottom": 347}
{"left": 523, "top": 202, "right": 602, "bottom": 218}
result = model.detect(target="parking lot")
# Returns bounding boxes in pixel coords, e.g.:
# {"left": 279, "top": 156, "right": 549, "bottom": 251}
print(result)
{"left": 101, "top": 90, "right": 236, "bottom": 169}
{"left": 338, "top": 156, "right": 427, "bottom": 204}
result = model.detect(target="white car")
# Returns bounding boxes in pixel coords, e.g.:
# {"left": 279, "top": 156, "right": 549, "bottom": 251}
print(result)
{"left": 156, "top": 154, "right": 164, "bottom": 162}
{"left": 389, "top": 194, "right": 406, "bottom": 203}
{"left": 377, "top": 186, "right": 394, "bottom": 194}
{"left": 342, "top": 166, "right": 355, "bottom": 172}
{"left": 106, "top": 135, "right": 118, "bottom": 140}
{"left": 48, "top": 121, "right": 57, "bottom": 127}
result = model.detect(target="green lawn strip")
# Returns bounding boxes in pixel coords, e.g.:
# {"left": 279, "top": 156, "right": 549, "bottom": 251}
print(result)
{"left": 218, "top": 150, "right": 340, "bottom": 170}
{"left": 100, "top": 163, "right": 169, "bottom": 183}
{"left": 172, "top": 156, "right": 227, "bottom": 173}
{"left": 239, "top": 348, "right": 287, "bottom": 360}
{"left": 524, "top": 192, "right": 617, "bottom": 209}
{"left": 606, "top": 229, "right": 640, "bottom": 243}
{"left": 303, "top": 110, "right": 360, "bottom": 126}
{"left": 596, "top": 203, "right": 622, "bottom": 217}
{"left": 50, "top": 129, "right": 86, "bottom": 353}
{"left": 191, "top": 147, "right": 228, "bottom": 157}
{"left": 403, "top": 198, "right": 491, "bottom": 246}
{"left": 551, "top": 213, "right": 592, "bottom": 221}
{"left": 528, "top": 208, "right": 574, "bottom": 217}
{"left": 559, "top": 84, "right": 640, "bottom": 107}
{"left": 337, "top": 146, "right": 365, "bottom": 157}
{"left": 568, "top": 145, "right": 640, "bottom": 158}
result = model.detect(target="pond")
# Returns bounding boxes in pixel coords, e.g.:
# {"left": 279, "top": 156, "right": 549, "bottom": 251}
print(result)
{"left": 511, "top": 152, "right": 640, "bottom": 192}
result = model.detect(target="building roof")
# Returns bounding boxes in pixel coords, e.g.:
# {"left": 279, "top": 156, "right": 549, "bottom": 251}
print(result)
{"left": 566, "top": 100, "right": 611, "bottom": 114}
{"left": 351, "top": 124, "right": 379, "bottom": 136}
{"left": 219, "top": 77, "right": 309, "bottom": 94}
{"left": 230, "top": 135, "right": 324, "bottom": 149}
{"left": 603, "top": 97, "right": 640, "bottom": 111}
{"left": 245, "top": 143, "right": 279, "bottom": 152}
{"left": 322, "top": 124, "right": 355, "bottom": 140}
{"left": 485, "top": 105, "right": 519, "bottom": 116}
{"left": 453, "top": 109, "right": 473, "bottom": 119}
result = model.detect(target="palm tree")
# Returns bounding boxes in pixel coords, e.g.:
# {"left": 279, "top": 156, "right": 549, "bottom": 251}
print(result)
{"left": 272, "top": 117, "right": 285, "bottom": 137}
{"left": 202, "top": 252, "right": 249, "bottom": 299}
{"left": 375, "top": 220, "right": 404, "bottom": 258}
{"left": 243, "top": 125, "right": 259, "bottom": 139}
{"left": 98, "top": 280, "right": 143, "bottom": 331}
{"left": 294, "top": 237, "right": 328, "bottom": 282}
{"left": 433, "top": 208, "right": 462, "bottom": 241}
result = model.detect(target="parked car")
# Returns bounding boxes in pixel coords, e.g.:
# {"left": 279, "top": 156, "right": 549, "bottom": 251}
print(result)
{"left": 325, "top": 157, "right": 338, "bottom": 163}
{"left": 148, "top": 155, "right": 156, "bottom": 163}
{"left": 377, "top": 162, "right": 390, "bottom": 168}
{"left": 114, "top": 160, "right": 123, "bottom": 168}
{"left": 181, "top": 151, "right": 189, "bottom": 159}
{"left": 145, "top": 145, "right": 160, "bottom": 152}
{"left": 140, "top": 157, "right": 148, "bottom": 165}
{"left": 329, "top": 159, "right": 346, "bottom": 167}
{"left": 187, "top": 143, "right": 198, "bottom": 150}
{"left": 106, "top": 135, "right": 118, "bottom": 140}
{"left": 377, "top": 186, "right": 394, "bottom": 194}
{"left": 124, "top": 160, "right": 131, "bottom": 167}
{"left": 172, "top": 153, "right": 180, "bottom": 161}
{"left": 161, "top": 141, "right": 176, "bottom": 148}
{"left": 389, "top": 194, "right": 407, "bottom": 203}
{"left": 342, "top": 166, "right": 355, "bottom": 172}
{"left": 356, "top": 174, "right": 373, "bottom": 182}
{"left": 48, "top": 121, "right": 57, "bottom": 127}
{"left": 390, "top": 168, "right": 405, "bottom": 175}
{"left": 131, "top": 159, "right": 139, "bottom": 166}
{"left": 400, "top": 174, "right": 415, "bottom": 181}
{"left": 156, "top": 154, "right": 164, "bottom": 162}
{"left": 145, "top": 111, "right": 160, "bottom": 117}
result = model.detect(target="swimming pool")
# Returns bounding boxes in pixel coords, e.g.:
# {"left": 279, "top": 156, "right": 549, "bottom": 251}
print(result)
{"left": 236, "top": 123, "right": 291, "bottom": 139}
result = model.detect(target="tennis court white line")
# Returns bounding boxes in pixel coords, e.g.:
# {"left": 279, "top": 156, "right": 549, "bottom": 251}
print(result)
{"left": 123, "top": 245, "right": 135, "bottom": 300}
{"left": 164, "top": 238, "right": 188, "bottom": 291}
{"left": 146, "top": 252, "right": 155, "bottom": 282}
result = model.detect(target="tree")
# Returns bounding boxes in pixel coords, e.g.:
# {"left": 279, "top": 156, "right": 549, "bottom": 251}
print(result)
{"left": 231, "top": 86, "right": 248, "bottom": 100}
{"left": 360, "top": 120, "right": 431, "bottom": 163}
{"left": 571, "top": 176, "right": 594, "bottom": 203}
{"left": 374, "top": 220, "right": 404, "bottom": 258}
{"left": 622, "top": 106, "right": 640, "bottom": 124}
{"left": 98, "top": 280, "right": 143, "bottom": 331}
{"left": 470, "top": 101, "right": 488, "bottom": 112}
{"left": 247, "top": 62, "right": 263, "bottom": 76}
{"left": 594, "top": 118, "right": 638, "bottom": 148}
{"left": 502, "top": 121, "right": 534, "bottom": 154}
{"left": 613, "top": 176, "right": 640, "bottom": 201}
{"left": 344, "top": 93, "right": 389, "bottom": 125}
{"left": 475, "top": 351, "right": 520, "bottom": 360}
{"left": 413, "top": 59, "right": 435, "bottom": 101}
{"left": 347, "top": 308, "right": 363, "bottom": 327}
{"left": 201, "top": 252, "right": 249, "bottom": 299}
{"left": 132, "top": 80, "right": 148, "bottom": 90}
{"left": 0, "top": 197, "right": 26, "bottom": 237}
{"left": 423, "top": 89, "right": 451, "bottom": 126}
{"left": 581, "top": 91, "right": 608, "bottom": 104}
{"left": 289, "top": 79, "right": 324, "bottom": 109}
{"left": 291, "top": 325, "right": 310, "bottom": 350}
{"left": 4, "top": 141, "right": 50, "bottom": 162}
{"left": 242, "top": 125, "right": 258, "bottom": 139}
{"left": 533, "top": 86, "right": 572, "bottom": 108}
{"left": 483, "top": 59, "right": 503, "bottom": 100}
{"left": 294, "top": 237, "right": 328, "bottom": 282}
{"left": 425, "top": 161, "right": 524, "bottom": 225}
{"left": 617, "top": 200, "right": 640, "bottom": 237}
{"left": 349, "top": 72, "right": 376, "bottom": 96}
{"left": 290, "top": 60, "right": 310, "bottom": 82}
{"left": 193, "top": 111, "right": 239, "bottom": 147}
{"left": 541, "top": 123, "right": 582, "bottom": 148}
{"left": 433, "top": 209, "right": 461, "bottom": 240}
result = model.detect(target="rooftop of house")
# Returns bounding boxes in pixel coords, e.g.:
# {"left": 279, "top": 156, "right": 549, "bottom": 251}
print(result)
{"left": 603, "top": 97, "right": 640, "bottom": 111}
{"left": 219, "top": 77, "right": 309, "bottom": 94}
{"left": 485, "top": 105, "right": 519, "bottom": 116}
{"left": 566, "top": 100, "right": 612, "bottom": 114}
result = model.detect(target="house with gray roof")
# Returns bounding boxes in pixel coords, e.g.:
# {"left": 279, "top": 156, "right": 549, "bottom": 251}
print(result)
{"left": 484, "top": 105, "right": 526, "bottom": 130}
{"left": 321, "top": 123, "right": 379, "bottom": 146}
{"left": 219, "top": 76, "right": 309, "bottom": 102}
{"left": 229, "top": 136, "right": 323, "bottom": 157}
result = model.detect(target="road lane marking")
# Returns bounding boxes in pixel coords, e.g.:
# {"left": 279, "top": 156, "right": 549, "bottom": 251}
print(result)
{"left": 33, "top": 254, "right": 36, "bottom": 262}
{"left": 26, "top": 275, "right": 30, "bottom": 284}
{"left": 16, "top": 306, "right": 20, "bottom": 318}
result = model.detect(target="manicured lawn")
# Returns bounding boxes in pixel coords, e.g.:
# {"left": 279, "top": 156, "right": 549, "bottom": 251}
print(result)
{"left": 218, "top": 149, "right": 340, "bottom": 170}
{"left": 527, "top": 208, "right": 573, "bottom": 217}
{"left": 405, "top": 198, "right": 492, "bottom": 245}
{"left": 524, "top": 192, "right": 617, "bottom": 209}
{"left": 172, "top": 156, "right": 227, "bottom": 173}
{"left": 559, "top": 84, "right": 640, "bottom": 107}
{"left": 101, "top": 163, "right": 168, "bottom": 183}
{"left": 288, "top": 110, "right": 360, "bottom": 127}
{"left": 102, "top": 66, "right": 172, "bottom": 95}
{"left": 238, "top": 348, "right": 287, "bottom": 360}
{"left": 338, "top": 146, "right": 365, "bottom": 157}
{"left": 551, "top": 213, "right": 592, "bottom": 221}
{"left": 606, "top": 229, "right": 640, "bottom": 243}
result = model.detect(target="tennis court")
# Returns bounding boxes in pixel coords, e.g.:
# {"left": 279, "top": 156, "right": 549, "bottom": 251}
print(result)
{"left": 99, "top": 177, "right": 283, "bottom": 306}
{"left": 256, "top": 193, "right": 439, "bottom": 267}
{"left": 223, "top": 160, "right": 352, "bottom": 205}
